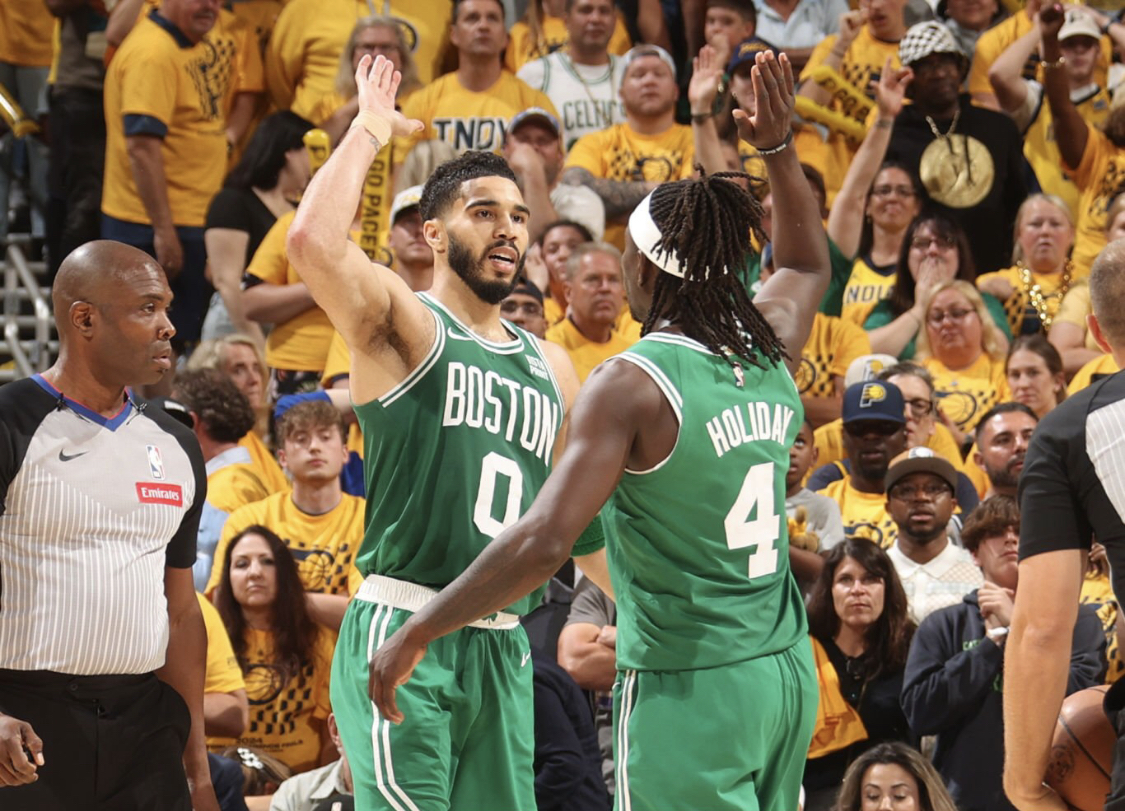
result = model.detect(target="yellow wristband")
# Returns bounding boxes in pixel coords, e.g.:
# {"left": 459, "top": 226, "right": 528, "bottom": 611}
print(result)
{"left": 351, "top": 110, "right": 392, "bottom": 150}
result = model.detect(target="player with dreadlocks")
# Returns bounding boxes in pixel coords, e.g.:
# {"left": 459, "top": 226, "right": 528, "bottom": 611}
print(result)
{"left": 369, "top": 49, "right": 830, "bottom": 811}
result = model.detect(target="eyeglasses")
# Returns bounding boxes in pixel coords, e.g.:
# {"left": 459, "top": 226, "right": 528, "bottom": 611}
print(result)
{"left": 501, "top": 301, "right": 544, "bottom": 317}
{"left": 844, "top": 420, "right": 902, "bottom": 437}
{"left": 355, "top": 42, "right": 401, "bottom": 56}
{"left": 910, "top": 235, "right": 957, "bottom": 251}
{"left": 905, "top": 398, "right": 934, "bottom": 417}
{"left": 872, "top": 185, "right": 916, "bottom": 198}
{"left": 889, "top": 482, "right": 952, "bottom": 501}
{"left": 927, "top": 307, "right": 975, "bottom": 326}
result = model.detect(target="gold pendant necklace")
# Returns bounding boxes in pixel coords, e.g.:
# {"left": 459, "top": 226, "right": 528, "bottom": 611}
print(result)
{"left": 918, "top": 107, "right": 995, "bottom": 209}
{"left": 1018, "top": 262, "right": 1070, "bottom": 332}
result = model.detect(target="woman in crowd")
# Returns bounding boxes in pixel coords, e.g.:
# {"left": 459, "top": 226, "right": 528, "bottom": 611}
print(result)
{"left": 202, "top": 111, "right": 314, "bottom": 342}
{"left": 1006, "top": 334, "right": 1067, "bottom": 418}
{"left": 213, "top": 526, "right": 336, "bottom": 773}
{"left": 804, "top": 539, "right": 916, "bottom": 811}
{"left": 977, "top": 194, "right": 1076, "bottom": 338}
{"left": 917, "top": 281, "right": 1011, "bottom": 445}
{"left": 1049, "top": 192, "right": 1125, "bottom": 375}
{"left": 310, "top": 16, "right": 421, "bottom": 144}
{"left": 833, "top": 742, "right": 960, "bottom": 811}
{"left": 831, "top": 60, "right": 922, "bottom": 329}
{"left": 860, "top": 214, "right": 1010, "bottom": 359}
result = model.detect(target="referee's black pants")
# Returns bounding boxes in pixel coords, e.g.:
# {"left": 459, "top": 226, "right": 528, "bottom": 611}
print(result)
{"left": 0, "top": 669, "right": 192, "bottom": 811}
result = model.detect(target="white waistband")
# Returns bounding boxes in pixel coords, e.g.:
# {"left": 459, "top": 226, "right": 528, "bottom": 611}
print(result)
{"left": 356, "top": 574, "right": 521, "bottom": 630}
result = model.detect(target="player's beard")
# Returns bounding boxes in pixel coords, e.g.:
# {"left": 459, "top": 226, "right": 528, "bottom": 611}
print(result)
{"left": 448, "top": 232, "right": 524, "bottom": 305}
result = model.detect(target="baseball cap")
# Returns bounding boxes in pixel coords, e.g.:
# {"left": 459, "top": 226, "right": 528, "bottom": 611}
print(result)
{"left": 389, "top": 185, "right": 424, "bottom": 225}
{"left": 842, "top": 380, "right": 906, "bottom": 425}
{"left": 507, "top": 107, "right": 561, "bottom": 139}
{"left": 511, "top": 275, "right": 544, "bottom": 304}
{"left": 898, "top": 21, "right": 968, "bottom": 68}
{"left": 622, "top": 44, "right": 678, "bottom": 81}
{"left": 728, "top": 36, "right": 779, "bottom": 75}
{"left": 1059, "top": 9, "right": 1101, "bottom": 42}
{"left": 844, "top": 354, "right": 901, "bottom": 389}
{"left": 884, "top": 446, "right": 958, "bottom": 494}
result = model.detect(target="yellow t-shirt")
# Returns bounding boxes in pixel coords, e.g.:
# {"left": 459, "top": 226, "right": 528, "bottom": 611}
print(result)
{"left": 818, "top": 477, "right": 898, "bottom": 549}
{"left": 1080, "top": 571, "right": 1124, "bottom": 684}
{"left": 208, "top": 626, "right": 335, "bottom": 772}
{"left": 238, "top": 430, "right": 290, "bottom": 495}
{"left": 841, "top": 255, "right": 896, "bottom": 327}
{"left": 1053, "top": 280, "right": 1102, "bottom": 352}
{"left": 812, "top": 418, "right": 964, "bottom": 474}
{"left": 1068, "top": 353, "right": 1120, "bottom": 394}
{"left": 795, "top": 312, "right": 872, "bottom": 398}
{"left": 923, "top": 353, "right": 1011, "bottom": 433}
{"left": 397, "top": 72, "right": 558, "bottom": 160}
{"left": 504, "top": 13, "right": 632, "bottom": 73}
{"left": 544, "top": 316, "right": 636, "bottom": 382}
{"left": 213, "top": 8, "right": 267, "bottom": 113}
{"left": 564, "top": 122, "right": 695, "bottom": 248}
{"left": 229, "top": 0, "right": 284, "bottom": 54}
{"left": 102, "top": 13, "right": 227, "bottom": 227}
{"left": 800, "top": 27, "right": 900, "bottom": 201}
{"left": 975, "top": 265, "right": 1071, "bottom": 337}
{"left": 198, "top": 593, "right": 246, "bottom": 695}
{"left": 1024, "top": 86, "right": 1110, "bottom": 218}
{"left": 208, "top": 459, "right": 272, "bottom": 516}
{"left": 265, "top": 0, "right": 451, "bottom": 120}
{"left": 205, "top": 491, "right": 366, "bottom": 596}
{"left": 970, "top": 12, "right": 1112, "bottom": 99}
{"left": 246, "top": 210, "right": 334, "bottom": 372}
{"left": 1071, "top": 125, "right": 1125, "bottom": 279}
{"left": 0, "top": 0, "right": 54, "bottom": 66}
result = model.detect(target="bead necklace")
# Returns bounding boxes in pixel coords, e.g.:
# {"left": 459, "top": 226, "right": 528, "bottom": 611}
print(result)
{"left": 1018, "top": 262, "right": 1071, "bottom": 331}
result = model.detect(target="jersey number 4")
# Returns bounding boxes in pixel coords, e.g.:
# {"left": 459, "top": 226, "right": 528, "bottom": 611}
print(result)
{"left": 724, "top": 462, "right": 781, "bottom": 579}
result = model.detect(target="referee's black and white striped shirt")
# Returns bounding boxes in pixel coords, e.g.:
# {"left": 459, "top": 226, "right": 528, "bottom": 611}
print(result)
{"left": 0, "top": 375, "right": 205, "bottom": 675}
{"left": 1019, "top": 370, "right": 1125, "bottom": 601}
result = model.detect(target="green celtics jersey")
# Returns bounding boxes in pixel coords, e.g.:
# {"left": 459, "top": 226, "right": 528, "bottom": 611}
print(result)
{"left": 353, "top": 293, "right": 565, "bottom": 615}
{"left": 602, "top": 332, "right": 808, "bottom": 671}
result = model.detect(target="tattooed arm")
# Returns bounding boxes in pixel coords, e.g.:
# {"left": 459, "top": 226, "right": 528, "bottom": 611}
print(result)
{"left": 561, "top": 167, "right": 657, "bottom": 220}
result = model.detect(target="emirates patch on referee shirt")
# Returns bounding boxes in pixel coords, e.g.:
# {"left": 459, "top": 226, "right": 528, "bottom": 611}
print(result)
{"left": 135, "top": 483, "right": 183, "bottom": 507}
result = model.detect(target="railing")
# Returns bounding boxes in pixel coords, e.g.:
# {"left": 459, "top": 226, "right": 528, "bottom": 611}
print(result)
{"left": 2, "top": 240, "right": 53, "bottom": 380}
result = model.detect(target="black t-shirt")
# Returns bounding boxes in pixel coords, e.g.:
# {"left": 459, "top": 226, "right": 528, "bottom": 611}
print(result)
{"left": 886, "top": 95, "right": 1028, "bottom": 275}
{"left": 204, "top": 186, "right": 280, "bottom": 267}
{"left": 1019, "top": 370, "right": 1125, "bottom": 602}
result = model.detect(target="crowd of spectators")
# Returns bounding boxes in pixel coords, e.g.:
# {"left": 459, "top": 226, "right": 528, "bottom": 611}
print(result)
{"left": 4, "top": 0, "right": 1125, "bottom": 807}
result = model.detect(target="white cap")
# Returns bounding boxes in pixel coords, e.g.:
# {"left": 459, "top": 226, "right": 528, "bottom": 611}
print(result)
{"left": 390, "top": 185, "right": 424, "bottom": 224}
{"left": 844, "top": 354, "right": 900, "bottom": 389}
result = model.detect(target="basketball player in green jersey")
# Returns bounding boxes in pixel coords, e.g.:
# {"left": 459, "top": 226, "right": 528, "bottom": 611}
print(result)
{"left": 287, "top": 55, "right": 613, "bottom": 810}
{"left": 370, "top": 50, "right": 826, "bottom": 811}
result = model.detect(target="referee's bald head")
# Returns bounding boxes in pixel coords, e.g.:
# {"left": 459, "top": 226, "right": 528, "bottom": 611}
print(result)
{"left": 1089, "top": 240, "right": 1125, "bottom": 350}
{"left": 53, "top": 241, "right": 166, "bottom": 323}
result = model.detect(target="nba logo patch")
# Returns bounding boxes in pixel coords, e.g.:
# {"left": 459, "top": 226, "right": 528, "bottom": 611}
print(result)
{"left": 147, "top": 445, "right": 166, "bottom": 480}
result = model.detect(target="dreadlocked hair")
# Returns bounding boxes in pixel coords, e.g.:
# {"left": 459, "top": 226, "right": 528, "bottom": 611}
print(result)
{"left": 642, "top": 170, "right": 786, "bottom": 370}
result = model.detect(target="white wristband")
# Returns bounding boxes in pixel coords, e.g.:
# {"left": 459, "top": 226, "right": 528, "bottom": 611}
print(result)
{"left": 351, "top": 110, "right": 392, "bottom": 151}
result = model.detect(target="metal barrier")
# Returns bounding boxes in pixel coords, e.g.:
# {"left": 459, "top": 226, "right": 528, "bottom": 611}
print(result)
{"left": 3, "top": 241, "right": 52, "bottom": 378}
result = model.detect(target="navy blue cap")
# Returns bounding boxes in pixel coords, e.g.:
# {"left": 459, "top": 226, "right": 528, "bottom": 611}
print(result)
{"left": 842, "top": 380, "right": 906, "bottom": 425}
{"left": 728, "top": 37, "right": 779, "bottom": 74}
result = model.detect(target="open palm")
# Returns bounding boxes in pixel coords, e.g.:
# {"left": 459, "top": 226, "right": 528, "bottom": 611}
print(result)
{"left": 354, "top": 55, "right": 424, "bottom": 140}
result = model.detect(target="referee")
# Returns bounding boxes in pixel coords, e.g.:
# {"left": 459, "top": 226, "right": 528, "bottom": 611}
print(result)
{"left": 0, "top": 242, "right": 219, "bottom": 810}
{"left": 1003, "top": 239, "right": 1125, "bottom": 811}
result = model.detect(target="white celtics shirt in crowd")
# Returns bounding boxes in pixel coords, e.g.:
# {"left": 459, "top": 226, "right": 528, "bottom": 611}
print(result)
{"left": 518, "top": 52, "right": 627, "bottom": 150}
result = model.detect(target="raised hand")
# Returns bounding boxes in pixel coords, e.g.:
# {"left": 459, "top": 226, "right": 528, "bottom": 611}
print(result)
{"left": 353, "top": 54, "right": 424, "bottom": 141}
{"left": 688, "top": 45, "right": 725, "bottom": 116}
{"left": 874, "top": 56, "right": 913, "bottom": 119}
{"left": 837, "top": 9, "right": 867, "bottom": 51}
{"left": 1037, "top": 4, "right": 1065, "bottom": 40}
{"left": 732, "top": 51, "right": 796, "bottom": 152}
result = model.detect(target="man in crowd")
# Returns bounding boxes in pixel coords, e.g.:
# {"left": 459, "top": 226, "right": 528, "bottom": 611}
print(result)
{"left": 809, "top": 380, "right": 908, "bottom": 547}
{"left": 502, "top": 108, "right": 606, "bottom": 242}
{"left": 516, "top": 0, "right": 626, "bottom": 149}
{"left": 0, "top": 241, "right": 217, "bottom": 809}
{"left": 545, "top": 242, "right": 636, "bottom": 381}
{"left": 903, "top": 495, "right": 1105, "bottom": 811}
{"left": 206, "top": 400, "right": 364, "bottom": 631}
{"left": 397, "top": 0, "right": 557, "bottom": 158}
{"left": 562, "top": 45, "right": 695, "bottom": 248}
{"left": 884, "top": 447, "right": 982, "bottom": 623}
{"left": 539, "top": 219, "right": 595, "bottom": 325}
{"left": 387, "top": 185, "right": 435, "bottom": 292}
{"left": 971, "top": 402, "right": 1038, "bottom": 501}
{"left": 501, "top": 277, "right": 550, "bottom": 338}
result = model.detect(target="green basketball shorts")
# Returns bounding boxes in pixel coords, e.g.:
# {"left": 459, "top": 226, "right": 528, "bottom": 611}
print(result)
{"left": 331, "top": 575, "right": 536, "bottom": 810}
{"left": 613, "top": 641, "right": 817, "bottom": 811}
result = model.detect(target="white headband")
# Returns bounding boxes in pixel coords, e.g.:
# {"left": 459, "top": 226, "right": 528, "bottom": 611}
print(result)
{"left": 628, "top": 192, "right": 689, "bottom": 279}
